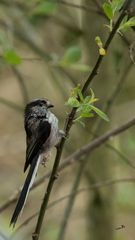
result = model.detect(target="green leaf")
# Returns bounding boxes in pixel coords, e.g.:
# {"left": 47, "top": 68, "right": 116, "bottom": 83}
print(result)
{"left": 77, "top": 104, "right": 92, "bottom": 114}
{"left": 62, "top": 46, "right": 82, "bottom": 64}
{"left": 71, "top": 84, "right": 81, "bottom": 98}
{"left": 77, "top": 119, "right": 85, "bottom": 127}
{"left": 111, "top": 0, "right": 125, "bottom": 14}
{"left": 33, "top": 2, "right": 57, "bottom": 16}
{"left": 3, "top": 49, "right": 22, "bottom": 65}
{"left": 78, "top": 89, "right": 84, "bottom": 102}
{"left": 65, "top": 97, "right": 80, "bottom": 108}
{"left": 66, "top": 86, "right": 109, "bottom": 126}
{"left": 84, "top": 96, "right": 91, "bottom": 103}
{"left": 90, "top": 88, "right": 95, "bottom": 101}
{"left": 74, "top": 117, "right": 85, "bottom": 127}
{"left": 120, "top": 15, "right": 128, "bottom": 25}
{"left": 119, "top": 16, "right": 135, "bottom": 30}
{"left": 102, "top": 3, "right": 113, "bottom": 20}
{"left": 90, "top": 105, "right": 109, "bottom": 121}
{"left": 81, "top": 112, "right": 94, "bottom": 118}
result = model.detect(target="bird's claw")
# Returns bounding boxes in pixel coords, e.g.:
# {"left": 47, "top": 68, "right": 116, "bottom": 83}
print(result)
{"left": 41, "top": 158, "right": 47, "bottom": 167}
{"left": 59, "top": 130, "right": 68, "bottom": 139}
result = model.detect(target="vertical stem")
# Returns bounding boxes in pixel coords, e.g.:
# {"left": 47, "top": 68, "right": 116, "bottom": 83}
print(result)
{"left": 57, "top": 161, "right": 85, "bottom": 240}
{"left": 32, "top": 1, "right": 132, "bottom": 239}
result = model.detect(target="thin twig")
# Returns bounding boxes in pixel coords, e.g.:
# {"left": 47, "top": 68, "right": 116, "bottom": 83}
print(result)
{"left": 11, "top": 66, "right": 29, "bottom": 105}
{"left": 32, "top": 2, "right": 132, "bottom": 239}
{"left": 0, "top": 19, "right": 51, "bottom": 62}
{"left": 65, "top": 116, "right": 135, "bottom": 163}
{"left": 92, "top": 61, "right": 133, "bottom": 135}
{"left": 56, "top": 13, "right": 134, "bottom": 238}
{"left": 13, "top": 176, "right": 135, "bottom": 236}
{"left": 82, "top": 0, "right": 132, "bottom": 94}
{"left": 1, "top": 115, "right": 135, "bottom": 215}
{"left": 0, "top": 0, "right": 132, "bottom": 230}
{"left": 60, "top": 0, "right": 131, "bottom": 48}
{"left": 90, "top": 62, "right": 134, "bottom": 168}
{"left": 105, "top": 63, "right": 133, "bottom": 113}
{"left": 56, "top": 61, "right": 133, "bottom": 239}
{"left": 57, "top": 57, "right": 133, "bottom": 240}
{"left": 0, "top": 97, "right": 23, "bottom": 112}
{"left": 57, "top": 161, "right": 85, "bottom": 240}
{"left": 105, "top": 143, "right": 135, "bottom": 169}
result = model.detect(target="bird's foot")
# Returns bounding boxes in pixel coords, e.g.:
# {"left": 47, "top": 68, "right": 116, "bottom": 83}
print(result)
{"left": 59, "top": 130, "right": 67, "bottom": 139}
{"left": 41, "top": 157, "right": 47, "bottom": 167}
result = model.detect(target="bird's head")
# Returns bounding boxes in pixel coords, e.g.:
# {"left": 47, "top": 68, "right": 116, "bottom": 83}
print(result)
{"left": 24, "top": 98, "right": 54, "bottom": 118}
{"left": 26, "top": 98, "right": 54, "bottom": 109}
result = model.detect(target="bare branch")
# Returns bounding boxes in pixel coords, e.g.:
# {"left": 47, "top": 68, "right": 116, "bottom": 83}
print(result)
{"left": 12, "top": 177, "right": 135, "bottom": 236}
{"left": 11, "top": 66, "right": 29, "bottom": 105}
{"left": 0, "top": 97, "right": 23, "bottom": 112}
{"left": 32, "top": 2, "right": 133, "bottom": 239}
{"left": 105, "top": 143, "right": 135, "bottom": 169}
{"left": 1, "top": 115, "right": 135, "bottom": 215}
{"left": 57, "top": 161, "right": 84, "bottom": 240}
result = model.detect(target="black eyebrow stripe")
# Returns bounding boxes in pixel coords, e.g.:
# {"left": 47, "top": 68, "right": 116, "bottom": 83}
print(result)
{"left": 26, "top": 100, "right": 41, "bottom": 108}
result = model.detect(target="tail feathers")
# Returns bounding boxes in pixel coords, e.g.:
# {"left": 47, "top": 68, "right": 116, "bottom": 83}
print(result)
{"left": 10, "top": 155, "right": 41, "bottom": 227}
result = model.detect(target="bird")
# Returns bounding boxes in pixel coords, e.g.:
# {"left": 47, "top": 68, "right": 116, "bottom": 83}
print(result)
{"left": 10, "top": 98, "right": 62, "bottom": 227}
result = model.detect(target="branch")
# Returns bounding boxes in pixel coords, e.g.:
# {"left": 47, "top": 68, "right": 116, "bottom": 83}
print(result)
{"left": 82, "top": 0, "right": 132, "bottom": 94}
{"left": 0, "top": 0, "right": 131, "bottom": 232}
{"left": 32, "top": 1, "right": 132, "bottom": 239}
{"left": 56, "top": 23, "right": 134, "bottom": 238}
{"left": 13, "top": 177, "right": 135, "bottom": 236}
{"left": 105, "top": 63, "right": 133, "bottom": 113}
{"left": 0, "top": 97, "right": 23, "bottom": 112}
{"left": 0, "top": 19, "right": 51, "bottom": 62}
{"left": 105, "top": 143, "right": 135, "bottom": 169}
{"left": 1, "top": 115, "right": 135, "bottom": 215}
{"left": 65, "top": 116, "right": 135, "bottom": 164}
{"left": 57, "top": 161, "right": 84, "bottom": 240}
{"left": 57, "top": 0, "right": 131, "bottom": 48}
{"left": 11, "top": 66, "right": 29, "bottom": 105}
{"left": 90, "top": 61, "right": 133, "bottom": 165}
{"left": 58, "top": 57, "right": 134, "bottom": 239}
{"left": 94, "top": 61, "right": 133, "bottom": 134}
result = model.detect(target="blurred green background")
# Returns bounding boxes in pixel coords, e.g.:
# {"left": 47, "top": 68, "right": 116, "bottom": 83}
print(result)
{"left": 0, "top": 0, "right": 135, "bottom": 240}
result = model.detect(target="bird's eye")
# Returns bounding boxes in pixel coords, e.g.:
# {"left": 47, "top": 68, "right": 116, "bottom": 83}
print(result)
{"left": 39, "top": 102, "right": 43, "bottom": 107}
{"left": 41, "top": 100, "right": 46, "bottom": 104}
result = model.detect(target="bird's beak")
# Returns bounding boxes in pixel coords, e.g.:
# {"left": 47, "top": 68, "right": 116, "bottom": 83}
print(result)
{"left": 47, "top": 103, "right": 54, "bottom": 108}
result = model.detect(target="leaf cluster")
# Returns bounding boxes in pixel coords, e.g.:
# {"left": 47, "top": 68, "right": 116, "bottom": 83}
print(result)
{"left": 103, "top": 0, "right": 125, "bottom": 20}
{"left": 52, "top": 46, "right": 91, "bottom": 72}
{"left": 66, "top": 85, "right": 109, "bottom": 126}
{"left": 103, "top": 0, "right": 135, "bottom": 31}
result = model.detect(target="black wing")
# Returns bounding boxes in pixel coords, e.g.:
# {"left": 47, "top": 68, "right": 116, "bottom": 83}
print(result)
{"left": 24, "top": 120, "right": 51, "bottom": 172}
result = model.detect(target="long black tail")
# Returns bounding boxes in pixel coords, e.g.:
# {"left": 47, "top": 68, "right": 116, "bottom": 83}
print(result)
{"left": 10, "top": 154, "right": 40, "bottom": 227}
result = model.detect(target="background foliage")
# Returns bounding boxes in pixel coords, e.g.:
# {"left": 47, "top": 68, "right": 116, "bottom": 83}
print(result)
{"left": 0, "top": 0, "right": 135, "bottom": 240}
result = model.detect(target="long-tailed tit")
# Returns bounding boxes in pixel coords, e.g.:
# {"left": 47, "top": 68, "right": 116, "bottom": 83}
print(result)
{"left": 10, "top": 98, "right": 62, "bottom": 227}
